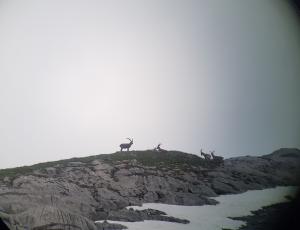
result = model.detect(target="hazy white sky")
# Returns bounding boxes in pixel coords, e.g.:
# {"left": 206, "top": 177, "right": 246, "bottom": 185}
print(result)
{"left": 0, "top": 0, "right": 299, "bottom": 169}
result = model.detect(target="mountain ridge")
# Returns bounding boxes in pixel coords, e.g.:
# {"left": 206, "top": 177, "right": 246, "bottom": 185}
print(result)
{"left": 0, "top": 148, "right": 299, "bottom": 229}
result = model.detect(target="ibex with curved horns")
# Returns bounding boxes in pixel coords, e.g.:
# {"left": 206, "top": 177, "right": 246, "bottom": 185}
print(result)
{"left": 200, "top": 149, "right": 211, "bottom": 160}
{"left": 210, "top": 151, "right": 224, "bottom": 163}
{"left": 120, "top": 138, "right": 133, "bottom": 152}
{"left": 156, "top": 143, "right": 167, "bottom": 152}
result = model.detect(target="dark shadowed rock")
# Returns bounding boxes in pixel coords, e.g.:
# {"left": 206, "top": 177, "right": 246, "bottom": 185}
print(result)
{"left": 95, "top": 220, "right": 127, "bottom": 230}
{"left": 228, "top": 202, "right": 294, "bottom": 230}
{"left": 107, "top": 208, "right": 190, "bottom": 224}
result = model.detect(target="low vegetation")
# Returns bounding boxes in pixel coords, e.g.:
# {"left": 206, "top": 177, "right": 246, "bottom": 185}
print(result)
{"left": 0, "top": 150, "right": 219, "bottom": 180}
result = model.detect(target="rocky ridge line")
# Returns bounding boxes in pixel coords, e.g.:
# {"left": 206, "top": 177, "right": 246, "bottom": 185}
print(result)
{"left": 0, "top": 148, "right": 299, "bottom": 229}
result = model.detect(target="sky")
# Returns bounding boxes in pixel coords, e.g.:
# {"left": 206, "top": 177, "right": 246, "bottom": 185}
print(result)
{"left": 0, "top": 0, "right": 299, "bottom": 169}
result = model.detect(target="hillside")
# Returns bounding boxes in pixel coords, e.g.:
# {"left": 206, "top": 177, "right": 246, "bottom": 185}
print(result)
{"left": 0, "top": 148, "right": 299, "bottom": 229}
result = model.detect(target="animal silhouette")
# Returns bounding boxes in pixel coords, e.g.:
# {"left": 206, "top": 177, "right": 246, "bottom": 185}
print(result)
{"left": 120, "top": 138, "right": 133, "bottom": 151}
{"left": 200, "top": 149, "right": 211, "bottom": 160}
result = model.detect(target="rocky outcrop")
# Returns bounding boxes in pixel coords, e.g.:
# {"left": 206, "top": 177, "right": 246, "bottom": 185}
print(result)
{"left": 1, "top": 206, "right": 97, "bottom": 230}
{"left": 107, "top": 208, "right": 189, "bottom": 224}
{"left": 0, "top": 148, "right": 299, "bottom": 229}
{"left": 228, "top": 201, "right": 296, "bottom": 230}
{"left": 95, "top": 220, "right": 127, "bottom": 230}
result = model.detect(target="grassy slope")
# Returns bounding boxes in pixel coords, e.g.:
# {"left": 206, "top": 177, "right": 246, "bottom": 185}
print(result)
{"left": 0, "top": 150, "right": 209, "bottom": 180}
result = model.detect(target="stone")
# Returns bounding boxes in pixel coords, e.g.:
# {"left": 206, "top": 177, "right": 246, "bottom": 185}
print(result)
{"left": 95, "top": 220, "right": 128, "bottom": 230}
{"left": 0, "top": 148, "right": 299, "bottom": 229}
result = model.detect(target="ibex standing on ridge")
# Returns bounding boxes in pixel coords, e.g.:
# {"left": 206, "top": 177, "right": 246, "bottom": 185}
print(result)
{"left": 200, "top": 149, "right": 211, "bottom": 160}
{"left": 120, "top": 138, "right": 133, "bottom": 152}
{"left": 155, "top": 143, "right": 167, "bottom": 152}
{"left": 210, "top": 151, "right": 224, "bottom": 163}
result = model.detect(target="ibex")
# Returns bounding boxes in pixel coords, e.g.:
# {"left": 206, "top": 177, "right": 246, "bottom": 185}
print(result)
{"left": 200, "top": 149, "right": 211, "bottom": 160}
{"left": 210, "top": 151, "right": 224, "bottom": 162}
{"left": 155, "top": 143, "right": 167, "bottom": 152}
{"left": 120, "top": 138, "right": 133, "bottom": 152}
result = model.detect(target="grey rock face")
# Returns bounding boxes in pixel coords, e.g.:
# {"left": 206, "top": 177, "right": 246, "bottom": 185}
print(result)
{"left": 1, "top": 206, "right": 97, "bottom": 230}
{"left": 17, "top": 206, "right": 97, "bottom": 230}
{"left": 107, "top": 208, "right": 189, "bottom": 224}
{"left": 95, "top": 220, "right": 127, "bottom": 230}
{"left": 0, "top": 148, "right": 299, "bottom": 229}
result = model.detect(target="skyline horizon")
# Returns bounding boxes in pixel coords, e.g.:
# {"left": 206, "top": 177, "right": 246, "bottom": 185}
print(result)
{"left": 1, "top": 0, "right": 299, "bottom": 169}
{"left": 1, "top": 145, "right": 298, "bottom": 170}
